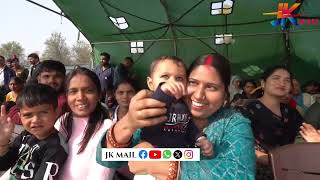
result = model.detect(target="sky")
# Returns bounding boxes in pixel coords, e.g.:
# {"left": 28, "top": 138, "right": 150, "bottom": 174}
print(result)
{"left": 0, "top": 0, "right": 89, "bottom": 58}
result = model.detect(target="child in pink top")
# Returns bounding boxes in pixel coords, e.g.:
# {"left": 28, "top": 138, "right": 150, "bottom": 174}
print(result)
{"left": 55, "top": 67, "right": 115, "bottom": 180}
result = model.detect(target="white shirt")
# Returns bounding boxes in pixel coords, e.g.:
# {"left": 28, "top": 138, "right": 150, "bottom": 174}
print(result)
{"left": 0, "top": 67, "right": 5, "bottom": 87}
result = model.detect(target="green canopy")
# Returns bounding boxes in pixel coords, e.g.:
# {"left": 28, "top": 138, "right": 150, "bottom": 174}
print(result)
{"left": 53, "top": 0, "right": 320, "bottom": 87}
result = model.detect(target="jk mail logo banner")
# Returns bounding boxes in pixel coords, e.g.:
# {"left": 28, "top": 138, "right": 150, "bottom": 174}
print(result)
{"left": 101, "top": 148, "right": 200, "bottom": 161}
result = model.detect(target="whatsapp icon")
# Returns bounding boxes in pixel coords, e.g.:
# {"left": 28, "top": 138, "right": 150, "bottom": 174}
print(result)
{"left": 163, "top": 150, "right": 172, "bottom": 159}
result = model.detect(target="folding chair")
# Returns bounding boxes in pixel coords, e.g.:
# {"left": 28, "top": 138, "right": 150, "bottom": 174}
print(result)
{"left": 270, "top": 143, "right": 320, "bottom": 180}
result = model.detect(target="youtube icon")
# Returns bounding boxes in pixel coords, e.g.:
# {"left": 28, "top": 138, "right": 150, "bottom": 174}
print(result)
{"left": 149, "top": 150, "right": 161, "bottom": 159}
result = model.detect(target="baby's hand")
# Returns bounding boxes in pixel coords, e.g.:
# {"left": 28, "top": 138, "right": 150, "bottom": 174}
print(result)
{"left": 196, "top": 137, "right": 214, "bottom": 157}
{"left": 160, "top": 81, "right": 186, "bottom": 100}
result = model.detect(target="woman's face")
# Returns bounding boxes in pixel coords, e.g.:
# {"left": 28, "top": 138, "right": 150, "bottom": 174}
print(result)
{"left": 186, "top": 65, "right": 226, "bottom": 119}
{"left": 263, "top": 69, "right": 291, "bottom": 98}
{"left": 67, "top": 74, "right": 99, "bottom": 117}
{"left": 9, "top": 80, "right": 21, "bottom": 92}
{"left": 115, "top": 82, "right": 135, "bottom": 108}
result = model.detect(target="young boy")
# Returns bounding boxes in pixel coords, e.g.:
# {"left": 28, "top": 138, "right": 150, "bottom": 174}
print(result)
{"left": 141, "top": 56, "right": 213, "bottom": 153}
{"left": 0, "top": 84, "right": 68, "bottom": 180}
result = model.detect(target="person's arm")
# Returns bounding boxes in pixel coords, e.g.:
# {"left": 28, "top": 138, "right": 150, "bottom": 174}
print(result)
{"left": 0, "top": 104, "right": 15, "bottom": 157}
{"left": 96, "top": 128, "right": 141, "bottom": 168}
{"left": 33, "top": 144, "right": 68, "bottom": 180}
{"left": 180, "top": 115, "right": 255, "bottom": 179}
{"left": 97, "top": 90, "right": 167, "bottom": 167}
{"left": 128, "top": 113, "right": 256, "bottom": 180}
{"left": 186, "top": 116, "right": 214, "bottom": 157}
{"left": 106, "top": 90, "right": 167, "bottom": 147}
{"left": 128, "top": 141, "right": 174, "bottom": 180}
{"left": 5, "top": 93, "right": 10, "bottom": 102}
{"left": 186, "top": 117, "right": 204, "bottom": 146}
{"left": 0, "top": 133, "right": 22, "bottom": 171}
{"left": 255, "top": 149, "right": 269, "bottom": 165}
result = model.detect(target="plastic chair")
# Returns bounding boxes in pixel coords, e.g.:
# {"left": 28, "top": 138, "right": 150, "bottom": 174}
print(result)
{"left": 270, "top": 143, "right": 320, "bottom": 180}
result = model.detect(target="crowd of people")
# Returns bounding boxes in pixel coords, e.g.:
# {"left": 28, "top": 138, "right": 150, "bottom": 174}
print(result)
{"left": 0, "top": 51, "right": 319, "bottom": 180}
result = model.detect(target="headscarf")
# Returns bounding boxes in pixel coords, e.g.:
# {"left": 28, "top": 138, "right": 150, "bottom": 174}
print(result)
{"left": 228, "top": 75, "right": 242, "bottom": 101}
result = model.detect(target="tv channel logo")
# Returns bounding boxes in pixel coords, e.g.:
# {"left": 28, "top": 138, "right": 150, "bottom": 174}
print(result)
{"left": 162, "top": 150, "right": 172, "bottom": 159}
{"left": 263, "top": 3, "right": 318, "bottom": 27}
{"left": 139, "top": 150, "right": 148, "bottom": 159}
{"left": 184, "top": 150, "right": 193, "bottom": 159}
{"left": 149, "top": 150, "right": 161, "bottom": 159}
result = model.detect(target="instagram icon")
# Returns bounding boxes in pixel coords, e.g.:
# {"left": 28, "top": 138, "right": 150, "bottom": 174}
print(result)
{"left": 184, "top": 150, "right": 193, "bottom": 159}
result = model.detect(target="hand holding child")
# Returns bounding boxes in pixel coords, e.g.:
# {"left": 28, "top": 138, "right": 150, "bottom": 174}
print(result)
{"left": 196, "top": 137, "right": 214, "bottom": 157}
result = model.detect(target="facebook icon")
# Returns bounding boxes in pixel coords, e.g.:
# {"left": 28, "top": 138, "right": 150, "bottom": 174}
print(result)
{"left": 139, "top": 150, "right": 148, "bottom": 159}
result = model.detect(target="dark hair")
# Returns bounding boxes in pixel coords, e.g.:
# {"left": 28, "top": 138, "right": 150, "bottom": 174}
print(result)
{"left": 188, "top": 54, "right": 231, "bottom": 91}
{"left": 11, "top": 57, "right": 19, "bottom": 63}
{"left": 149, "top": 56, "right": 186, "bottom": 76}
{"left": 241, "top": 79, "right": 257, "bottom": 89}
{"left": 123, "top": 57, "right": 134, "bottom": 63}
{"left": 0, "top": 55, "right": 5, "bottom": 61}
{"left": 10, "top": 77, "right": 24, "bottom": 86}
{"left": 62, "top": 67, "right": 108, "bottom": 154}
{"left": 100, "top": 52, "right": 110, "bottom": 60}
{"left": 16, "top": 83, "right": 58, "bottom": 109}
{"left": 114, "top": 78, "right": 137, "bottom": 93}
{"left": 303, "top": 80, "right": 318, "bottom": 87}
{"left": 33, "top": 60, "right": 66, "bottom": 79}
{"left": 5, "top": 101, "right": 16, "bottom": 112}
{"left": 27, "top": 53, "right": 39, "bottom": 60}
{"left": 230, "top": 93, "right": 243, "bottom": 103}
{"left": 261, "top": 65, "right": 292, "bottom": 81}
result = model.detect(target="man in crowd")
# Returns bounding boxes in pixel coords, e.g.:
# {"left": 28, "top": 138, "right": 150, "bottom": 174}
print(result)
{"left": 94, "top": 52, "right": 114, "bottom": 101}
{"left": 113, "top": 56, "right": 134, "bottom": 87}
{"left": 0, "top": 55, "right": 16, "bottom": 103}
{"left": 27, "top": 53, "right": 40, "bottom": 79}
{"left": 11, "top": 57, "right": 29, "bottom": 82}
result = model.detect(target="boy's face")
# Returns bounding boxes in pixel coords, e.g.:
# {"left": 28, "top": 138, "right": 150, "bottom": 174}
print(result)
{"left": 37, "top": 70, "right": 65, "bottom": 92}
{"left": 19, "top": 104, "right": 58, "bottom": 140}
{"left": 147, "top": 59, "right": 187, "bottom": 91}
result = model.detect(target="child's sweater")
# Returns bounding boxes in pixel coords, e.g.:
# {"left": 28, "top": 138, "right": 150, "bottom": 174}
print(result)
{"left": 0, "top": 130, "right": 68, "bottom": 180}
{"left": 140, "top": 85, "right": 203, "bottom": 148}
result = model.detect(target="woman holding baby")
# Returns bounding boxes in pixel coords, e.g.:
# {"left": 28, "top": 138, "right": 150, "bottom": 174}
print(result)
{"left": 97, "top": 54, "right": 255, "bottom": 180}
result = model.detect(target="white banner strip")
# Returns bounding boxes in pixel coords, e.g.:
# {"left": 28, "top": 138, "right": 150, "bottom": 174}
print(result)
{"left": 101, "top": 148, "right": 200, "bottom": 161}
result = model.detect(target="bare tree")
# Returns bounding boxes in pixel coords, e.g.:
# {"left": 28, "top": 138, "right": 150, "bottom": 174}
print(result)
{"left": 42, "top": 32, "right": 71, "bottom": 65}
{"left": 0, "top": 41, "right": 24, "bottom": 59}
{"left": 71, "top": 40, "right": 92, "bottom": 64}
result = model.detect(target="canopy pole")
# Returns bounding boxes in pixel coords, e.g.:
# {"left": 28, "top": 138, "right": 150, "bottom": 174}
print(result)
{"left": 25, "top": 0, "right": 66, "bottom": 18}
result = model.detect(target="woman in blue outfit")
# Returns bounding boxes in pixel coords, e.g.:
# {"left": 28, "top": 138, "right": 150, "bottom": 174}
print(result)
{"left": 96, "top": 54, "right": 256, "bottom": 180}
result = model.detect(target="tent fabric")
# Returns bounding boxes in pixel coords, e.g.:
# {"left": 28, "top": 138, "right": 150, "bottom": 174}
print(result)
{"left": 53, "top": 0, "right": 320, "bottom": 88}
